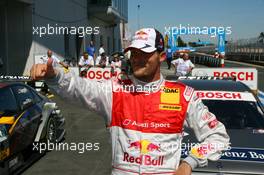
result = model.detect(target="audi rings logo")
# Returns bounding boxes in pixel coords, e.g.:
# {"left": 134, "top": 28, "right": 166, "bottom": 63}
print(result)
{"left": 123, "top": 119, "right": 131, "bottom": 126}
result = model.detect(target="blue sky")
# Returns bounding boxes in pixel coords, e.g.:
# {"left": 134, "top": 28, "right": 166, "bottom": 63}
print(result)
{"left": 128, "top": 0, "right": 264, "bottom": 42}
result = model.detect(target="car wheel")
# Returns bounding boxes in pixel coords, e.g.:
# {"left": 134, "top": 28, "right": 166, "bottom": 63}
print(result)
{"left": 46, "top": 117, "right": 57, "bottom": 143}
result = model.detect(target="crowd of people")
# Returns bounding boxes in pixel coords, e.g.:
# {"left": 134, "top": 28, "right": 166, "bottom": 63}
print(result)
{"left": 43, "top": 41, "right": 196, "bottom": 79}
{"left": 79, "top": 41, "right": 123, "bottom": 70}
{"left": 78, "top": 47, "right": 193, "bottom": 79}
{"left": 41, "top": 41, "right": 126, "bottom": 78}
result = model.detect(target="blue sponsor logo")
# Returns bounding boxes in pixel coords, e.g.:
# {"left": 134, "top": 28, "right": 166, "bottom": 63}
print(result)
{"left": 221, "top": 148, "right": 264, "bottom": 162}
{"left": 181, "top": 147, "right": 264, "bottom": 162}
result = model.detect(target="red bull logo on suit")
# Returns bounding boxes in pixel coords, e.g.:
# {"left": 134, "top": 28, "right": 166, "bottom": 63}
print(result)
{"left": 123, "top": 140, "right": 164, "bottom": 166}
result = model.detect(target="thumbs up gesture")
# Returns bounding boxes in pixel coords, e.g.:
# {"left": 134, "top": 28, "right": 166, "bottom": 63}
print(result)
{"left": 30, "top": 58, "right": 57, "bottom": 80}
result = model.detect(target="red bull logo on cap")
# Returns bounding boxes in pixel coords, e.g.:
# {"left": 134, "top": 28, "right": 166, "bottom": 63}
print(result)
{"left": 124, "top": 140, "right": 164, "bottom": 166}
{"left": 135, "top": 30, "right": 149, "bottom": 40}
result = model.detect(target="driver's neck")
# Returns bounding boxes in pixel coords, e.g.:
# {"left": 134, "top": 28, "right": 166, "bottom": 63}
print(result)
{"left": 134, "top": 69, "right": 161, "bottom": 83}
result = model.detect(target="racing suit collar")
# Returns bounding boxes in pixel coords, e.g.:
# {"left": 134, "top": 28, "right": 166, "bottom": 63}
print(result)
{"left": 129, "top": 74, "right": 165, "bottom": 93}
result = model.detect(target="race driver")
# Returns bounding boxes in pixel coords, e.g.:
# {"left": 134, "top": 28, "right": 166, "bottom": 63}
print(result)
{"left": 30, "top": 28, "right": 230, "bottom": 175}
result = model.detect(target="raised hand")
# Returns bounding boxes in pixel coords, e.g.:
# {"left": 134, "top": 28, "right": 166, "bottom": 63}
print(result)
{"left": 30, "top": 58, "right": 57, "bottom": 80}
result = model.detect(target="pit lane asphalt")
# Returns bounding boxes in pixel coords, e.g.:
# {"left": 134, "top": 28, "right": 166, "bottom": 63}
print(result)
{"left": 23, "top": 95, "right": 112, "bottom": 175}
{"left": 23, "top": 61, "right": 264, "bottom": 175}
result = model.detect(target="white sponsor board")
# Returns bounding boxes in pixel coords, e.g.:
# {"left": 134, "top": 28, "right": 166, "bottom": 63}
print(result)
{"left": 70, "top": 67, "right": 79, "bottom": 75}
{"left": 196, "top": 91, "right": 256, "bottom": 101}
{"left": 192, "top": 68, "right": 258, "bottom": 90}
{"left": 86, "top": 67, "right": 122, "bottom": 81}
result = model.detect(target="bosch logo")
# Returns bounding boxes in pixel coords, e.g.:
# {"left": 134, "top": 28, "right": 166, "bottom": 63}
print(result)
{"left": 213, "top": 71, "right": 254, "bottom": 81}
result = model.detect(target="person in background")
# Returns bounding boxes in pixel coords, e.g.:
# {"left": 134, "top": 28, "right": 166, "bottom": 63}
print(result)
{"left": 78, "top": 52, "right": 94, "bottom": 77}
{"left": 171, "top": 53, "right": 194, "bottom": 76}
{"left": 120, "top": 53, "right": 131, "bottom": 75}
{"left": 40, "top": 50, "right": 68, "bottom": 96}
{"left": 166, "top": 45, "right": 172, "bottom": 69}
{"left": 95, "top": 49, "right": 109, "bottom": 68}
{"left": 86, "top": 41, "right": 96, "bottom": 60}
{"left": 98, "top": 44, "right": 105, "bottom": 56}
{"left": 214, "top": 51, "right": 220, "bottom": 58}
{"left": 41, "top": 50, "right": 68, "bottom": 68}
{"left": 111, "top": 52, "right": 122, "bottom": 69}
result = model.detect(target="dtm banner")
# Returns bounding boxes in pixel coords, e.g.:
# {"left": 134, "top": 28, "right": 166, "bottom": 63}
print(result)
{"left": 191, "top": 68, "right": 258, "bottom": 90}
{"left": 85, "top": 67, "right": 122, "bottom": 81}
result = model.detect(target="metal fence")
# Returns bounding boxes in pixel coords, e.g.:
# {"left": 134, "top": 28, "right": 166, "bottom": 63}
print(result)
{"left": 225, "top": 38, "right": 264, "bottom": 62}
{"left": 194, "top": 39, "right": 264, "bottom": 63}
{"left": 190, "top": 55, "right": 221, "bottom": 67}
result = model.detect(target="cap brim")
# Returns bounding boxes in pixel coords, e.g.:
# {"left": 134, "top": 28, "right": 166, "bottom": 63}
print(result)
{"left": 124, "top": 41, "right": 156, "bottom": 53}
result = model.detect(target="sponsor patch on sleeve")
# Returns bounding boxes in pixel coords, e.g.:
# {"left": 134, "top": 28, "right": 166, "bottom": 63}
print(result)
{"left": 183, "top": 86, "right": 194, "bottom": 101}
{"left": 190, "top": 144, "right": 214, "bottom": 159}
{"left": 208, "top": 118, "right": 219, "bottom": 129}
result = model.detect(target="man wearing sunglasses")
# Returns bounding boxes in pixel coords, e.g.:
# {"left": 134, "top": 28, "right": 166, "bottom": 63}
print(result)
{"left": 30, "top": 28, "right": 229, "bottom": 175}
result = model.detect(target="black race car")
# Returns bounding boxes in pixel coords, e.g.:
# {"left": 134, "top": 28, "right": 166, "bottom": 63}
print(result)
{"left": 0, "top": 82, "right": 65, "bottom": 174}
{"left": 167, "top": 76, "right": 264, "bottom": 175}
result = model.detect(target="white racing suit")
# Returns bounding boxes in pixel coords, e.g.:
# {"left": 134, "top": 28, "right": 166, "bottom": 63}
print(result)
{"left": 46, "top": 69, "right": 229, "bottom": 175}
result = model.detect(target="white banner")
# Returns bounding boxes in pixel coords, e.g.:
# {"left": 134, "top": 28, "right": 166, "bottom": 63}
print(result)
{"left": 192, "top": 68, "right": 258, "bottom": 90}
{"left": 85, "top": 67, "right": 122, "bottom": 81}
{"left": 34, "top": 54, "right": 46, "bottom": 64}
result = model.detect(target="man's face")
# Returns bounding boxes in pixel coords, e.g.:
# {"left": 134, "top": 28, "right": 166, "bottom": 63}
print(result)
{"left": 183, "top": 54, "right": 189, "bottom": 60}
{"left": 129, "top": 49, "right": 161, "bottom": 81}
{"left": 47, "top": 51, "right": 52, "bottom": 57}
{"left": 84, "top": 54, "right": 88, "bottom": 59}
{"left": 114, "top": 57, "right": 120, "bottom": 61}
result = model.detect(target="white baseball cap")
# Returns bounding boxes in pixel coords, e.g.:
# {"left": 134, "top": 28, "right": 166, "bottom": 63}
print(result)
{"left": 99, "top": 47, "right": 105, "bottom": 55}
{"left": 124, "top": 28, "right": 164, "bottom": 53}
